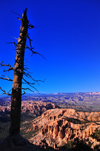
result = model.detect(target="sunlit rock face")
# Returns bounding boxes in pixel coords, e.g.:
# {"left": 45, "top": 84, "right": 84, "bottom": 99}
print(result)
{"left": 53, "top": 125, "right": 59, "bottom": 137}
{"left": 28, "top": 108, "right": 100, "bottom": 149}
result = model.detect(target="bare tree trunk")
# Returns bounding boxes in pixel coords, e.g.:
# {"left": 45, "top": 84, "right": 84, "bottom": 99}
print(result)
{"left": 9, "top": 8, "right": 29, "bottom": 135}
{"left": 0, "top": 9, "right": 36, "bottom": 150}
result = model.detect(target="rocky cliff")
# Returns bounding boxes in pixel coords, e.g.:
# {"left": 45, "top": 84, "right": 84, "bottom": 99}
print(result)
{"left": 0, "top": 101, "right": 56, "bottom": 116}
{"left": 26, "top": 108, "right": 100, "bottom": 149}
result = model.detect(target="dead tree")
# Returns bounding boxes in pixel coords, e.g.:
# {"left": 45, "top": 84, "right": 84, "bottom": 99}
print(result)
{"left": 9, "top": 8, "right": 29, "bottom": 135}
{"left": 0, "top": 8, "right": 45, "bottom": 148}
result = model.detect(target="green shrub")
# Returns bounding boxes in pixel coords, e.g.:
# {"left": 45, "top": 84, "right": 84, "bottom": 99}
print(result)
{"left": 66, "top": 141, "right": 72, "bottom": 149}
{"left": 91, "top": 129, "right": 100, "bottom": 141}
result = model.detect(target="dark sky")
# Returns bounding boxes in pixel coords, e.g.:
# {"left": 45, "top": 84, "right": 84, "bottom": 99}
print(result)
{"left": 0, "top": 0, "right": 100, "bottom": 94}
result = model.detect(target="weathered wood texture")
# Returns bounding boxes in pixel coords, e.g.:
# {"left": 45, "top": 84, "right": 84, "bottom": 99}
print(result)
{"left": 9, "top": 9, "right": 29, "bottom": 135}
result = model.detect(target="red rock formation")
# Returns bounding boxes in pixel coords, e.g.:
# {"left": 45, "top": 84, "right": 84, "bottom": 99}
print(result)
{"left": 53, "top": 125, "right": 59, "bottom": 137}
{"left": 28, "top": 108, "right": 100, "bottom": 149}
{"left": 0, "top": 101, "right": 56, "bottom": 116}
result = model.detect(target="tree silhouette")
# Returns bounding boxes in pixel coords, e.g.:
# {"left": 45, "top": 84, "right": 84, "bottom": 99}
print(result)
{"left": 0, "top": 8, "right": 45, "bottom": 149}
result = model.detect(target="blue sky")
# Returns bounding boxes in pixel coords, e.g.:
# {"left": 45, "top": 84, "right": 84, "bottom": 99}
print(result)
{"left": 0, "top": 0, "right": 100, "bottom": 94}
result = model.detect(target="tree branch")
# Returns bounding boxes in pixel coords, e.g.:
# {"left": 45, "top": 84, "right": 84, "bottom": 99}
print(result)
{"left": 17, "top": 17, "right": 22, "bottom": 21}
{"left": 9, "top": 10, "right": 22, "bottom": 17}
{"left": 28, "top": 24, "right": 36, "bottom": 29}
{"left": 0, "top": 75, "right": 13, "bottom": 81}
{"left": 6, "top": 41, "right": 17, "bottom": 48}
{"left": 22, "top": 78, "right": 39, "bottom": 93}
{"left": 23, "top": 70, "right": 46, "bottom": 86}
{"left": 22, "top": 91, "right": 26, "bottom": 95}
{"left": 25, "top": 45, "right": 46, "bottom": 60}
{"left": 0, "top": 61, "right": 11, "bottom": 67}
{"left": 12, "top": 37, "right": 18, "bottom": 40}
{"left": 22, "top": 88, "right": 35, "bottom": 93}
{"left": 26, "top": 34, "right": 46, "bottom": 60}
{"left": 22, "top": 77, "right": 35, "bottom": 85}
{"left": 0, "top": 87, "right": 11, "bottom": 95}
{"left": 0, "top": 61, "right": 14, "bottom": 72}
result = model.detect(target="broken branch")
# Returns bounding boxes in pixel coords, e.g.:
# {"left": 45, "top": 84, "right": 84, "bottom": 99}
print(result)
{"left": 22, "top": 78, "right": 39, "bottom": 93}
{"left": 0, "top": 61, "right": 14, "bottom": 72}
{"left": 22, "top": 88, "right": 35, "bottom": 93}
{"left": 9, "top": 10, "right": 22, "bottom": 17}
{"left": 0, "top": 75, "right": 13, "bottom": 81}
{"left": 0, "top": 87, "right": 11, "bottom": 95}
